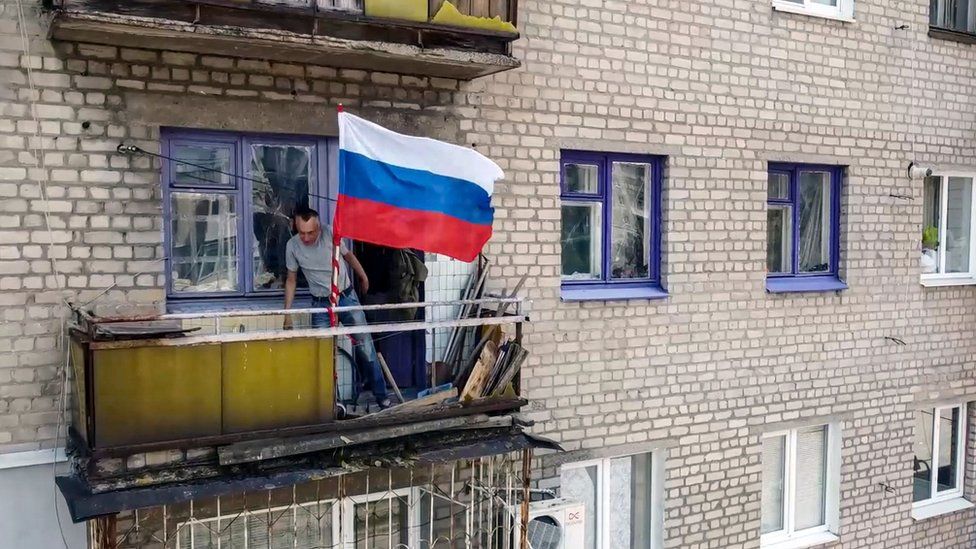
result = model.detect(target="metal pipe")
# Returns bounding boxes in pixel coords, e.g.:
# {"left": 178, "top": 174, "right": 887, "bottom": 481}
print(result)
{"left": 87, "top": 314, "right": 526, "bottom": 350}
{"left": 85, "top": 296, "right": 521, "bottom": 323}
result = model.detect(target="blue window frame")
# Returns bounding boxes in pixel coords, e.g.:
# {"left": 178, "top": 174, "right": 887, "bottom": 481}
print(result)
{"left": 766, "top": 163, "right": 847, "bottom": 293}
{"left": 161, "top": 128, "right": 337, "bottom": 310}
{"left": 559, "top": 150, "right": 666, "bottom": 301}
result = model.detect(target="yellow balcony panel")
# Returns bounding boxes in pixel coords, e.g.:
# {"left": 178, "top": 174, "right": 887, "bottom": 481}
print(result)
{"left": 221, "top": 337, "right": 335, "bottom": 433}
{"left": 92, "top": 344, "right": 223, "bottom": 447}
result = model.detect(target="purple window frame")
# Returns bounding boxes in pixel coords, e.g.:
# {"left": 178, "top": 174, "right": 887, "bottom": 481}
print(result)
{"left": 161, "top": 128, "right": 336, "bottom": 311}
{"left": 765, "top": 162, "right": 847, "bottom": 294}
{"left": 559, "top": 150, "right": 666, "bottom": 301}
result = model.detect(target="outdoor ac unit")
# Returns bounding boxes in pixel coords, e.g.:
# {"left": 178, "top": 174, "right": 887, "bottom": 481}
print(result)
{"left": 524, "top": 498, "right": 586, "bottom": 549}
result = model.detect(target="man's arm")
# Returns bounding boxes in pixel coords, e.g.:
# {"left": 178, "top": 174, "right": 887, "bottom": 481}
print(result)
{"left": 283, "top": 269, "right": 298, "bottom": 329}
{"left": 342, "top": 250, "right": 369, "bottom": 296}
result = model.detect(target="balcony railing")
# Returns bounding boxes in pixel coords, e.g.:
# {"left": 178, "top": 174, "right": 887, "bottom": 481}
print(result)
{"left": 68, "top": 296, "right": 529, "bottom": 452}
{"left": 49, "top": 0, "right": 521, "bottom": 79}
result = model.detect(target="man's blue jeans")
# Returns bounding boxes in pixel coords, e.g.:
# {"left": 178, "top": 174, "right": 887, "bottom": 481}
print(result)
{"left": 311, "top": 289, "right": 389, "bottom": 402}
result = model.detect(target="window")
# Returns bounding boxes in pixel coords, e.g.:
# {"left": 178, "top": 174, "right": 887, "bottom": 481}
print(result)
{"left": 162, "top": 129, "right": 335, "bottom": 308}
{"left": 772, "top": 0, "right": 854, "bottom": 21}
{"left": 343, "top": 489, "right": 418, "bottom": 548}
{"left": 930, "top": 0, "right": 976, "bottom": 34}
{"left": 913, "top": 405, "right": 967, "bottom": 507}
{"left": 177, "top": 499, "right": 337, "bottom": 548}
{"left": 560, "top": 452, "right": 661, "bottom": 549}
{"left": 920, "top": 175, "right": 976, "bottom": 285}
{"left": 560, "top": 151, "right": 665, "bottom": 301}
{"left": 766, "top": 163, "right": 846, "bottom": 293}
{"left": 761, "top": 425, "right": 840, "bottom": 548}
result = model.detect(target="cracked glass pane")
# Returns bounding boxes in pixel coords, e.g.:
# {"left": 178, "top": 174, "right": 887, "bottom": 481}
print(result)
{"left": 611, "top": 162, "right": 651, "bottom": 280}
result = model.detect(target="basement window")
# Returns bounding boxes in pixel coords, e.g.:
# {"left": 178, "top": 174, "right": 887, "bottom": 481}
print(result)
{"left": 559, "top": 150, "right": 666, "bottom": 301}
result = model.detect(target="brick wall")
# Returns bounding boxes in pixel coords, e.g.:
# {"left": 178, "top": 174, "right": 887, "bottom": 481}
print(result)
{"left": 3, "top": 0, "right": 976, "bottom": 547}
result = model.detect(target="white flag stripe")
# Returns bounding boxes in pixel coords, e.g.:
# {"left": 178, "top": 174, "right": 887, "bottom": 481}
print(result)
{"left": 339, "top": 112, "right": 503, "bottom": 195}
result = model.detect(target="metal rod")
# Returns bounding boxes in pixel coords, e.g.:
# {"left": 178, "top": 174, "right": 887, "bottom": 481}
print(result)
{"left": 87, "top": 314, "right": 527, "bottom": 350}
{"left": 519, "top": 449, "right": 532, "bottom": 549}
{"left": 85, "top": 297, "right": 521, "bottom": 323}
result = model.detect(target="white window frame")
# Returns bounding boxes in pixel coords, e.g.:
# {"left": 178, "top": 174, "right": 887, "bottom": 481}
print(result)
{"left": 920, "top": 173, "right": 976, "bottom": 287}
{"left": 560, "top": 451, "right": 664, "bottom": 549}
{"left": 772, "top": 0, "right": 855, "bottom": 22}
{"left": 341, "top": 487, "right": 420, "bottom": 549}
{"left": 761, "top": 424, "right": 841, "bottom": 549}
{"left": 913, "top": 404, "right": 968, "bottom": 509}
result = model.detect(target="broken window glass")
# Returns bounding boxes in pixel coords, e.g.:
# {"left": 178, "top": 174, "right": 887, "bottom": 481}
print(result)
{"left": 610, "top": 162, "right": 650, "bottom": 279}
{"left": 250, "top": 143, "right": 312, "bottom": 291}
{"left": 169, "top": 192, "right": 238, "bottom": 293}
{"left": 561, "top": 202, "right": 602, "bottom": 280}
{"left": 172, "top": 142, "right": 233, "bottom": 187}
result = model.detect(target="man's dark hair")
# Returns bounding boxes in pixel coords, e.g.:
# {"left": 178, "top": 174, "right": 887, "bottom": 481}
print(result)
{"left": 293, "top": 207, "right": 319, "bottom": 222}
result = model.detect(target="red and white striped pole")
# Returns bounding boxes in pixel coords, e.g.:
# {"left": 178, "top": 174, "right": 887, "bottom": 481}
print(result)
{"left": 329, "top": 104, "right": 343, "bottom": 328}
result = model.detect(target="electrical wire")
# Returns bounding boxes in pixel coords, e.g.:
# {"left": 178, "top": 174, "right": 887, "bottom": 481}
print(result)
{"left": 12, "top": 0, "right": 71, "bottom": 547}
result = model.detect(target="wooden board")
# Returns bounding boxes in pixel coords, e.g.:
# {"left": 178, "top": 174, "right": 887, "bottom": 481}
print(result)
{"left": 461, "top": 340, "right": 497, "bottom": 401}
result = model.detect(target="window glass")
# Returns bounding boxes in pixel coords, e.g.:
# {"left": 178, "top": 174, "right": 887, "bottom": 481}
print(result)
{"left": 172, "top": 142, "right": 233, "bottom": 187}
{"left": 798, "top": 172, "right": 831, "bottom": 273}
{"left": 931, "top": 0, "right": 976, "bottom": 32}
{"left": 922, "top": 177, "right": 941, "bottom": 274}
{"left": 566, "top": 163, "right": 600, "bottom": 193}
{"left": 794, "top": 426, "right": 827, "bottom": 530}
{"left": 608, "top": 453, "right": 653, "bottom": 549}
{"left": 767, "top": 205, "right": 792, "bottom": 273}
{"left": 250, "top": 143, "right": 312, "bottom": 291}
{"left": 913, "top": 409, "right": 935, "bottom": 502}
{"left": 937, "top": 407, "right": 961, "bottom": 493}
{"left": 945, "top": 177, "right": 973, "bottom": 274}
{"left": 611, "top": 162, "right": 651, "bottom": 280}
{"left": 353, "top": 497, "right": 409, "bottom": 549}
{"left": 419, "top": 490, "right": 466, "bottom": 548}
{"left": 561, "top": 203, "right": 603, "bottom": 280}
{"left": 761, "top": 435, "right": 786, "bottom": 534}
{"left": 769, "top": 172, "right": 789, "bottom": 200}
{"left": 560, "top": 465, "right": 599, "bottom": 549}
{"left": 169, "top": 192, "right": 238, "bottom": 293}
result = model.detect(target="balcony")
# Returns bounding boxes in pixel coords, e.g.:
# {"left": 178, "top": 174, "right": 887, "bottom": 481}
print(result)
{"left": 47, "top": 0, "right": 521, "bottom": 79}
{"left": 57, "top": 292, "right": 552, "bottom": 523}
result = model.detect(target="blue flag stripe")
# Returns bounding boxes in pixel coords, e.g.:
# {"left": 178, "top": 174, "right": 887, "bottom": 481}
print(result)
{"left": 339, "top": 150, "right": 494, "bottom": 226}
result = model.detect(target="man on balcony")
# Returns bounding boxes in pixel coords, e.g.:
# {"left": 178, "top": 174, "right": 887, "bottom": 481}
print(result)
{"left": 283, "top": 207, "right": 391, "bottom": 409}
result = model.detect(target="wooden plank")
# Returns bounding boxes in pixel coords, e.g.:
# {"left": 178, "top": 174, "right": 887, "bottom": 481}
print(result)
{"left": 454, "top": 0, "right": 471, "bottom": 17}
{"left": 470, "top": 0, "right": 489, "bottom": 18}
{"left": 488, "top": 0, "right": 505, "bottom": 19}
{"left": 429, "top": 0, "right": 445, "bottom": 17}
{"left": 461, "top": 341, "right": 497, "bottom": 401}
{"left": 218, "top": 414, "right": 486, "bottom": 465}
{"left": 90, "top": 397, "right": 526, "bottom": 458}
{"left": 376, "top": 353, "right": 404, "bottom": 403}
{"left": 371, "top": 387, "right": 458, "bottom": 416}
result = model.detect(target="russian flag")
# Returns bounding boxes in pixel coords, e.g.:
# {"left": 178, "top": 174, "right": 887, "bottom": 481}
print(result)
{"left": 335, "top": 112, "right": 503, "bottom": 262}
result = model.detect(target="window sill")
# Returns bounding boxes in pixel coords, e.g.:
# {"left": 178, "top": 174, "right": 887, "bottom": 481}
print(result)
{"left": 766, "top": 276, "right": 848, "bottom": 294}
{"left": 771, "top": 2, "right": 854, "bottom": 23}
{"left": 919, "top": 275, "right": 976, "bottom": 288}
{"left": 560, "top": 285, "right": 668, "bottom": 302}
{"left": 762, "top": 530, "right": 840, "bottom": 549}
{"left": 911, "top": 497, "right": 974, "bottom": 521}
{"left": 929, "top": 26, "right": 976, "bottom": 46}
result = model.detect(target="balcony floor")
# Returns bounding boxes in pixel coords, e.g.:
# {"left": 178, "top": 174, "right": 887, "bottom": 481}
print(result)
{"left": 50, "top": 1, "right": 521, "bottom": 79}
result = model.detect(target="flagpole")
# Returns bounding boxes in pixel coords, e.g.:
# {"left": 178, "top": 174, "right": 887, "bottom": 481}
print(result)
{"left": 329, "top": 104, "right": 344, "bottom": 328}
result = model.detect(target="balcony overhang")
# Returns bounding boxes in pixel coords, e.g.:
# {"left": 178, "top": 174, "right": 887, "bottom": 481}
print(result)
{"left": 48, "top": 1, "right": 521, "bottom": 80}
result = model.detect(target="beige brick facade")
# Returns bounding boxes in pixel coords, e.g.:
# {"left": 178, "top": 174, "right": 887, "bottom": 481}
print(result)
{"left": 2, "top": 0, "right": 976, "bottom": 547}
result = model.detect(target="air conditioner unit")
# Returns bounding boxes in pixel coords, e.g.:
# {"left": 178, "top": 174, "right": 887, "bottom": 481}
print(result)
{"left": 524, "top": 498, "right": 586, "bottom": 549}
